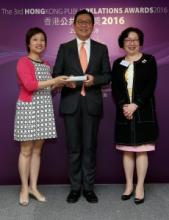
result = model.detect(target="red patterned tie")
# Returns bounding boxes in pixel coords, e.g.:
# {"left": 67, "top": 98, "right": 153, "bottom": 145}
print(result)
{"left": 80, "top": 42, "right": 87, "bottom": 96}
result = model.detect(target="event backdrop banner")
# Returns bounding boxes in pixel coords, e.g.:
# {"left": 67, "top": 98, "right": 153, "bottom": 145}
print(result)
{"left": 0, "top": 0, "right": 169, "bottom": 184}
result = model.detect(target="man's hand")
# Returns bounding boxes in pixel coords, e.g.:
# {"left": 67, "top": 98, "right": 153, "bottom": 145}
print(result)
{"left": 66, "top": 81, "right": 76, "bottom": 88}
{"left": 84, "top": 74, "right": 94, "bottom": 87}
{"left": 65, "top": 75, "right": 76, "bottom": 88}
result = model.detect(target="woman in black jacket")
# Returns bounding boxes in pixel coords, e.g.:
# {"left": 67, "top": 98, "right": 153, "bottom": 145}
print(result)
{"left": 111, "top": 27, "right": 158, "bottom": 204}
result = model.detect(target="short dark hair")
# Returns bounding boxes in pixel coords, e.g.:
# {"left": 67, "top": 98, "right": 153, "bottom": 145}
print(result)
{"left": 74, "top": 9, "right": 94, "bottom": 25}
{"left": 118, "top": 27, "right": 144, "bottom": 48}
{"left": 26, "top": 27, "right": 47, "bottom": 52}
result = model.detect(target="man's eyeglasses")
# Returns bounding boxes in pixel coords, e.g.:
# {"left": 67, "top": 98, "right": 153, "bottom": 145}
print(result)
{"left": 76, "top": 20, "right": 92, "bottom": 26}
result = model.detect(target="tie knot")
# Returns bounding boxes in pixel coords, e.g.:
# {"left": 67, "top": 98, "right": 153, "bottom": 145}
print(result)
{"left": 81, "top": 41, "right": 86, "bottom": 47}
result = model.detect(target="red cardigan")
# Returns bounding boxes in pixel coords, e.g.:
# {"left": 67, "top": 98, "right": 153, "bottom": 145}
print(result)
{"left": 16, "top": 56, "right": 50, "bottom": 102}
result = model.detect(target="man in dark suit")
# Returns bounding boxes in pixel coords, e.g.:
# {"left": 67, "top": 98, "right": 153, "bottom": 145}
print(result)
{"left": 53, "top": 9, "right": 111, "bottom": 203}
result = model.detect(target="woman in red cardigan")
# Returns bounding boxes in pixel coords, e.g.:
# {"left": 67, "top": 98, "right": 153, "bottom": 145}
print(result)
{"left": 14, "top": 27, "right": 68, "bottom": 206}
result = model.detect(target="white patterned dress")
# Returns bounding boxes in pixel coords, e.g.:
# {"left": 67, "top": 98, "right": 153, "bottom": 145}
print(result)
{"left": 14, "top": 60, "right": 57, "bottom": 141}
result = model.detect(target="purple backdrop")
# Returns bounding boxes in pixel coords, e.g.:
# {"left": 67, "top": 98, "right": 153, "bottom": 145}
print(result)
{"left": 0, "top": 0, "right": 169, "bottom": 184}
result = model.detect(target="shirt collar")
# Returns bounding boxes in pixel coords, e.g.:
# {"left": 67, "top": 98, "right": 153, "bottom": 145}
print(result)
{"left": 76, "top": 37, "right": 90, "bottom": 46}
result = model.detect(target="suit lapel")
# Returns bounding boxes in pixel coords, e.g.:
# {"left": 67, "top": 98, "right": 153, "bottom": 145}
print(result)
{"left": 70, "top": 39, "right": 84, "bottom": 74}
{"left": 86, "top": 40, "right": 95, "bottom": 73}
{"left": 70, "top": 39, "right": 96, "bottom": 74}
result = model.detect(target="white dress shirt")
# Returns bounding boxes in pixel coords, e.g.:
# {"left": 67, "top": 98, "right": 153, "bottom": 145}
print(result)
{"left": 76, "top": 37, "right": 91, "bottom": 63}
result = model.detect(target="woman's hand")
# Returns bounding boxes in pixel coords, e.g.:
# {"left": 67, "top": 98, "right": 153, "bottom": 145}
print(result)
{"left": 53, "top": 75, "right": 69, "bottom": 88}
{"left": 123, "top": 103, "right": 138, "bottom": 120}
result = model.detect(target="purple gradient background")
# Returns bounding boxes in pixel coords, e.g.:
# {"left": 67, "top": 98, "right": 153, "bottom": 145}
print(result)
{"left": 0, "top": 0, "right": 169, "bottom": 184}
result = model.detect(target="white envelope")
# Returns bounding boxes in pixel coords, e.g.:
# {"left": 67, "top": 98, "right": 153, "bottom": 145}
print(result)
{"left": 67, "top": 75, "right": 87, "bottom": 81}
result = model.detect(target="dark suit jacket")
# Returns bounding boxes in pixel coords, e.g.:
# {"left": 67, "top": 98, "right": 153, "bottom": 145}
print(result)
{"left": 53, "top": 39, "right": 111, "bottom": 116}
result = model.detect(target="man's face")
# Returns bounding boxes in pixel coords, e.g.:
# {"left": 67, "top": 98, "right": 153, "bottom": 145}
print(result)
{"left": 74, "top": 14, "right": 94, "bottom": 41}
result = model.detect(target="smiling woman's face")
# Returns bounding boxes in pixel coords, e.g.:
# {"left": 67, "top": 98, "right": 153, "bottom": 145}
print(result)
{"left": 28, "top": 33, "right": 46, "bottom": 54}
{"left": 123, "top": 31, "right": 140, "bottom": 55}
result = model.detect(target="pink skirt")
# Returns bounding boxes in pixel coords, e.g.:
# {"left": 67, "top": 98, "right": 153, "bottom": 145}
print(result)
{"left": 116, "top": 144, "right": 155, "bottom": 152}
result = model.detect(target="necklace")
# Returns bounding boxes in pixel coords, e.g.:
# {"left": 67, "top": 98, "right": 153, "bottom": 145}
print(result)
{"left": 28, "top": 55, "right": 42, "bottom": 62}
